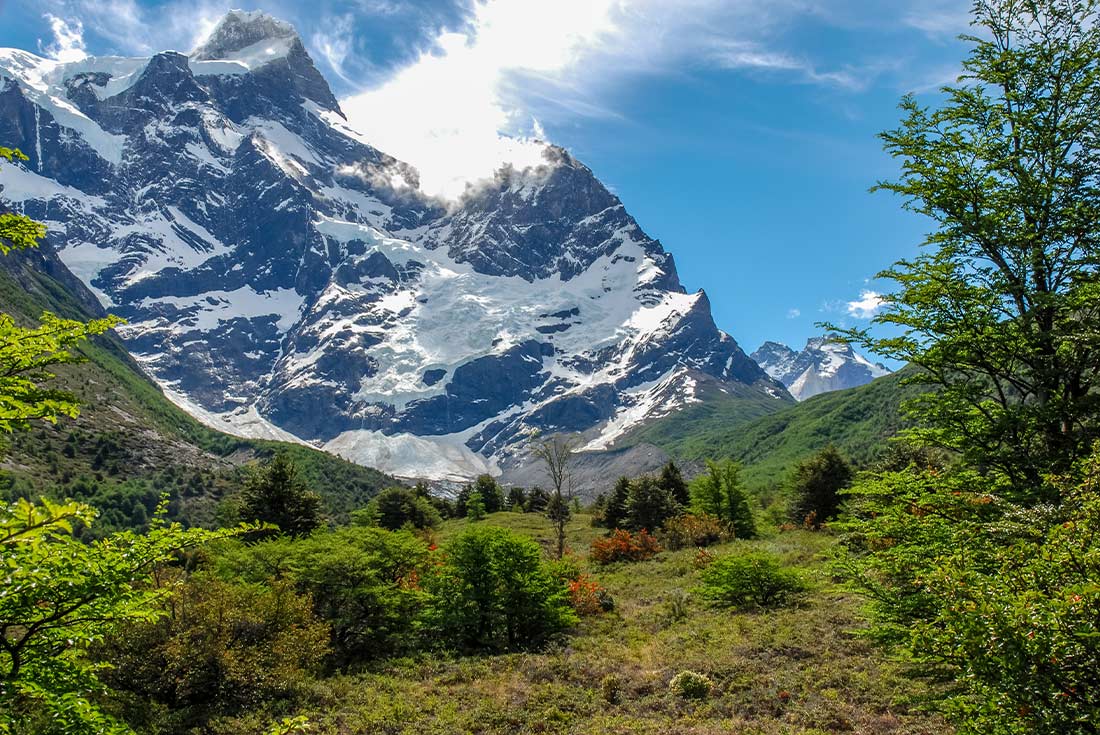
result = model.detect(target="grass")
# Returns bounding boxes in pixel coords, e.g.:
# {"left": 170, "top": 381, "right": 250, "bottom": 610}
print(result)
{"left": 290, "top": 512, "right": 949, "bottom": 734}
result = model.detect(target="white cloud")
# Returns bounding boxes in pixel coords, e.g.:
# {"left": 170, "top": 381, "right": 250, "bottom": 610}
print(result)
{"left": 786, "top": 308, "right": 801, "bottom": 319}
{"left": 339, "top": 0, "right": 622, "bottom": 199}
{"left": 846, "top": 290, "right": 885, "bottom": 319}
{"left": 40, "top": 14, "right": 87, "bottom": 62}
{"left": 337, "top": 0, "right": 880, "bottom": 200}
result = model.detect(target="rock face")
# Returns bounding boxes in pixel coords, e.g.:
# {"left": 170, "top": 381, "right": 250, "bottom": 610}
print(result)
{"left": 751, "top": 337, "right": 891, "bottom": 401}
{"left": 0, "top": 11, "right": 789, "bottom": 480}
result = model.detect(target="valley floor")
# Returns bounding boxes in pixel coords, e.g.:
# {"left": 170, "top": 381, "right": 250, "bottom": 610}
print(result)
{"left": 289, "top": 513, "right": 950, "bottom": 735}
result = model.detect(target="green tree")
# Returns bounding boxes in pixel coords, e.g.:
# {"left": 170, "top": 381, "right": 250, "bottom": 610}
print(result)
{"left": 788, "top": 446, "right": 853, "bottom": 528}
{"left": 238, "top": 454, "right": 323, "bottom": 537}
{"left": 464, "top": 490, "right": 486, "bottom": 521}
{"left": 690, "top": 460, "right": 756, "bottom": 539}
{"left": 357, "top": 486, "right": 441, "bottom": 530}
{"left": 532, "top": 436, "right": 576, "bottom": 559}
{"left": 470, "top": 474, "right": 504, "bottom": 514}
{"left": 505, "top": 485, "right": 527, "bottom": 511}
{"left": 425, "top": 526, "right": 576, "bottom": 651}
{"left": 625, "top": 475, "right": 681, "bottom": 532}
{"left": 0, "top": 498, "right": 235, "bottom": 733}
{"left": 601, "top": 476, "right": 631, "bottom": 530}
{"left": 834, "top": 0, "right": 1100, "bottom": 496}
{"left": 657, "top": 461, "right": 690, "bottom": 507}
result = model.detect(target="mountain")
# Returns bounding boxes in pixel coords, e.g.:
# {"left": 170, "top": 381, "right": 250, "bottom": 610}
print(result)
{"left": 0, "top": 236, "right": 395, "bottom": 529}
{"left": 0, "top": 10, "right": 789, "bottom": 482}
{"left": 751, "top": 337, "right": 891, "bottom": 401}
{"left": 629, "top": 367, "right": 923, "bottom": 487}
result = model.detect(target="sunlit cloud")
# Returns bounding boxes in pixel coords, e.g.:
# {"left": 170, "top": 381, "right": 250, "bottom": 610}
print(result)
{"left": 39, "top": 14, "right": 87, "bottom": 62}
{"left": 846, "top": 290, "right": 885, "bottom": 319}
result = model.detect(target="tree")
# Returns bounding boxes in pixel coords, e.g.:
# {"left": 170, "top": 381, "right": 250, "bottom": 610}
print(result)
{"left": 833, "top": 0, "right": 1100, "bottom": 497}
{"left": 658, "top": 461, "right": 691, "bottom": 507}
{"left": 625, "top": 475, "right": 681, "bottom": 532}
{"left": 425, "top": 526, "right": 577, "bottom": 651}
{"left": 469, "top": 474, "right": 504, "bottom": 514}
{"left": 465, "top": 490, "right": 486, "bottom": 521}
{"left": 601, "top": 476, "right": 631, "bottom": 530}
{"left": 357, "top": 486, "right": 441, "bottom": 531}
{"left": 690, "top": 460, "right": 756, "bottom": 539}
{"left": 0, "top": 147, "right": 122, "bottom": 437}
{"left": 531, "top": 435, "right": 577, "bottom": 558}
{"left": 238, "top": 454, "right": 323, "bottom": 537}
{"left": 505, "top": 486, "right": 527, "bottom": 511}
{"left": 788, "top": 446, "right": 853, "bottom": 528}
{"left": 0, "top": 498, "right": 235, "bottom": 733}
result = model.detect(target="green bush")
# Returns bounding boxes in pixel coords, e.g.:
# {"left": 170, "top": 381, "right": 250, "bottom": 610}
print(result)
{"left": 669, "top": 670, "right": 713, "bottom": 700}
{"left": 425, "top": 526, "right": 577, "bottom": 651}
{"left": 698, "top": 552, "right": 807, "bottom": 609}
{"left": 357, "top": 486, "right": 441, "bottom": 530}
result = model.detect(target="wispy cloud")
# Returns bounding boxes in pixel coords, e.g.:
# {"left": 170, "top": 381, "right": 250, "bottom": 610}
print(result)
{"left": 846, "top": 290, "right": 885, "bottom": 319}
{"left": 787, "top": 308, "right": 801, "bottom": 319}
{"left": 705, "top": 39, "right": 867, "bottom": 91}
{"left": 39, "top": 13, "right": 87, "bottom": 62}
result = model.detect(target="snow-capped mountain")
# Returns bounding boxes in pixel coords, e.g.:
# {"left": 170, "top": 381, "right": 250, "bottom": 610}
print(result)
{"left": 0, "top": 10, "right": 788, "bottom": 480}
{"left": 751, "top": 337, "right": 890, "bottom": 401}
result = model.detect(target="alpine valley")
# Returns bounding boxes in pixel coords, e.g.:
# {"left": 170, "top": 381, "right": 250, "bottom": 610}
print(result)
{"left": 0, "top": 10, "right": 791, "bottom": 482}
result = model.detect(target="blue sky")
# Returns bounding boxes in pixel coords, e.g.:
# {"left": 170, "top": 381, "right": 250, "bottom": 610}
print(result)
{"left": 1, "top": 0, "right": 973, "bottom": 356}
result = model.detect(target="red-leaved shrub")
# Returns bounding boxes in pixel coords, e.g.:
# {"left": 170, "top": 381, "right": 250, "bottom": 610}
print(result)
{"left": 590, "top": 529, "right": 662, "bottom": 564}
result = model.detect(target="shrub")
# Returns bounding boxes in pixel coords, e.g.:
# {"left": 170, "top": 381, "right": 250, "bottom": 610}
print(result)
{"left": 626, "top": 475, "right": 682, "bottom": 532}
{"left": 788, "top": 445, "right": 853, "bottom": 528}
{"left": 600, "top": 674, "right": 623, "bottom": 704}
{"left": 661, "top": 513, "right": 728, "bottom": 550}
{"left": 692, "top": 548, "right": 717, "bottom": 569}
{"left": 669, "top": 670, "right": 713, "bottom": 700}
{"left": 425, "top": 526, "right": 577, "bottom": 651}
{"left": 590, "top": 529, "right": 662, "bottom": 564}
{"left": 690, "top": 460, "right": 757, "bottom": 539}
{"left": 357, "top": 486, "right": 442, "bottom": 530}
{"left": 567, "top": 574, "right": 608, "bottom": 616}
{"left": 698, "top": 552, "right": 807, "bottom": 609}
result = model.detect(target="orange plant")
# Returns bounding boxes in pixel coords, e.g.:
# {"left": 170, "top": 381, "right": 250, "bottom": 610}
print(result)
{"left": 590, "top": 529, "right": 662, "bottom": 564}
{"left": 567, "top": 574, "right": 606, "bottom": 615}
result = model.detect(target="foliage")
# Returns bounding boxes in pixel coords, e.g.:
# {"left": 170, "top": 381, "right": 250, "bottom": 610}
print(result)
{"left": 840, "top": 449, "right": 1100, "bottom": 734}
{"left": 625, "top": 475, "right": 682, "bottom": 532}
{"left": 690, "top": 460, "right": 757, "bottom": 539}
{"left": 600, "top": 476, "right": 631, "bottom": 530}
{"left": 658, "top": 461, "right": 690, "bottom": 507}
{"left": 0, "top": 148, "right": 47, "bottom": 255}
{"left": 0, "top": 498, "right": 237, "bottom": 733}
{"left": 590, "top": 529, "right": 662, "bottom": 565}
{"left": 464, "top": 490, "right": 486, "bottom": 521}
{"left": 788, "top": 445, "right": 853, "bottom": 528}
{"left": 212, "top": 527, "right": 431, "bottom": 667}
{"left": 98, "top": 574, "right": 328, "bottom": 734}
{"left": 668, "top": 670, "right": 713, "bottom": 700}
{"left": 832, "top": 0, "right": 1100, "bottom": 494}
{"left": 660, "top": 513, "right": 728, "bottom": 550}
{"left": 357, "top": 486, "right": 441, "bottom": 531}
{"left": 698, "top": 552, "right": 808, "bottom": 610}
{"left": 424, "top": 526, "right": 577, "bottom": 651}
{"left": 237, "top": 454, "right": 323, "bottom": 537}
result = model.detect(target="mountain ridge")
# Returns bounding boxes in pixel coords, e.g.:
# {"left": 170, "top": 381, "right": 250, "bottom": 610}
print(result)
{"left": 0, "top": 10, "right": 789, "bottom": 481}
{"left": 751, "top": 336, "right": 890, "bottom": 401}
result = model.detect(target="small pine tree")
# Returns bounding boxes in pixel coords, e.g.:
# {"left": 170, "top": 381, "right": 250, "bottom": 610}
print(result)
{"left": 525, "top": 486, "right": 549, "bottom": 513}
{"left": 625, "top": 475, "right": 681, "bottom": 532}
{"left": 789, "top": 446, "right": 853, "bottom": 528}
{"left": 603, "top": 476, "right": 631, "bottom": 530}
{"left": 506, "top": 486, "right": 527, "bottom": 510}
{"left": 238, "top": 454, "right": 323, "bottom": 537}
{"left": 658, "top": 461, "right": 691, "bottom": 507}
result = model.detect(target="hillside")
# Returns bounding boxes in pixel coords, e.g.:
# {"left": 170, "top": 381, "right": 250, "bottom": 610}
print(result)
{"left": 0, "top": 243, "right": 395, "bottom": 529}
{"left": 628, "top": 369, "right": 923, "bottom": 487}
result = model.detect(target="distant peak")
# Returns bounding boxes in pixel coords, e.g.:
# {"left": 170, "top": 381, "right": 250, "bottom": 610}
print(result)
{"left": 191, "top": 10, "right": 299, "bottom": 61}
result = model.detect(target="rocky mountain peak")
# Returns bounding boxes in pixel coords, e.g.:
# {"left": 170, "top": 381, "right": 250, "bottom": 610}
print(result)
{"left": 191, "top": 10, "right": 299, "bottom": 61}
{"left": 752, "top": 336, "right": 890, "bottom": 401}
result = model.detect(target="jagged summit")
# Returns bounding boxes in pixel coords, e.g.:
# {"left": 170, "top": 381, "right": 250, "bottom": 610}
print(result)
{"left": 0, "top": 18, "right": 785, "bottom": 480}
{"left": 752, "top": 337, "right": 890, "bottom": 401}
{"left": 191, "top": 10, "right": 299, "bottom": 61}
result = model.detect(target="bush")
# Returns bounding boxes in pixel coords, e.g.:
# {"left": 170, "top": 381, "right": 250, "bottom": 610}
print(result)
{"left": 600, "top": 674, "right": 623, "bottom": 704}
{"left": 566, "top": 574, "right": 610, "bottom": 616}
{"left": 661, "top": 513, "right": 728, "bottom": 550}
{"left": 690, "top": 460, "right": 757, "bottom": 539}
{"left": 669, "top": 670, "right": 713, "bottom": 700}
{"left": 698, "top": 552, "right": 807, "bottom": 609}
{"left": 590, "top": 529, "right": 662, "bottom": 564}
{"left": 626, "top": 475, "right": 682, "bottom": 532}
{"left": 425, "top": 526, "right": 577, "bottom": 651}
{"left": 788, "top": 445, "right": 853, "bottom": 528}
{"left": 357, "top": 486, "right": 442, "bottom": 530}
